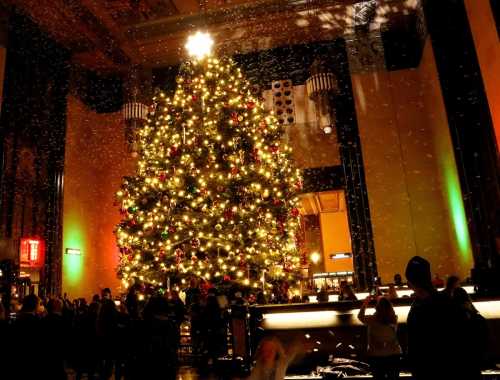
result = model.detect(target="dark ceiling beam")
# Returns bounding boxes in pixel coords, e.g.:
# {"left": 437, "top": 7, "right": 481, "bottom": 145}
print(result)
{"left": 127, "top": 0, "right": 413, "bottom": 67}
{"left": 78, "top": 0, "right": 143, "bottom": 64}
{"left": 129, "top": 0, "right": 360, "bottom": 39}
{"left": 62, "top": 0, "right": 132, "bottom": 67}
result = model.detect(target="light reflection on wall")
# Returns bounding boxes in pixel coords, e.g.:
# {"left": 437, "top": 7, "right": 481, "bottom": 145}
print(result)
{"left": 62, "top": 213, "right": 84, "bottom": 289}
{"left": 444, "top": 158, "right": 473, "bottom": 263}
{"left": 423, "top": 42, "right": 474, "bottom": 268}
{"left": 63, "top": 96, "right": 133, "bottom": 298}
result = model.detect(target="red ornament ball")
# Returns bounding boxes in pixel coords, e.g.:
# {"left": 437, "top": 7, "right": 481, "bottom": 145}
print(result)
{"left": 291, "top": 208, "right": 300, "bottom": 217}
{"left": 246, "top": 101, "right": 255, "bottom": 110}
{"left": 191, "top": 238, "right": 200, "bottom": 249}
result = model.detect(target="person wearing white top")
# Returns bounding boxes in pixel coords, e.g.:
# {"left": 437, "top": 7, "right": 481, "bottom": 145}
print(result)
{"left": 358, "top": 296, "right": 402, "bottom": 380}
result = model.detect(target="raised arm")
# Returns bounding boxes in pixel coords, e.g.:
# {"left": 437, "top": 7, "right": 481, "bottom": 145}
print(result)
{"left": 357, "top": 296, "right": 371, "bottom": 324}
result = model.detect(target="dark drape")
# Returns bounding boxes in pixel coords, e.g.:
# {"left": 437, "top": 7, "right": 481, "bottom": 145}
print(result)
{"left": 0, "top": 13, "right": 70, "bottom": 295}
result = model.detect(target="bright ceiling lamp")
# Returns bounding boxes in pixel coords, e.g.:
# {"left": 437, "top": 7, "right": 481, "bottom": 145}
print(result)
{"left": 185, "top": 31, "right": 214, "bottom": 60}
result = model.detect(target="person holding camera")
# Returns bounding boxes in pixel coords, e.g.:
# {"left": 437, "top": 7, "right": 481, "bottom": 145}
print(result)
{"left": 358, "top": 295, "right": 402, "bottom": 380}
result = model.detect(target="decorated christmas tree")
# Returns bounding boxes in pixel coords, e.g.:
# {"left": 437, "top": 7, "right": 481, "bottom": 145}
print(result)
{"left": 115, "top": 32, "right": 303, "bottom": 292}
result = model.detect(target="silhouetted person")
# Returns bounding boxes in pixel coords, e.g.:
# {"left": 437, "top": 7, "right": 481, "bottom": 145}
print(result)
{"left": 393, "top": 274, "right": 403, "bottom": 287}
{"left": 125, "top": 286, "right": 140, "bottom": 320}
{"left": 256, "top": 291, "right": 267, "bottom": 305}
{"left": 115, "top": 302, "right": 131, "bottom": 380}
{"left": 97, "top": 288, "right": 118, "bottom": 380}
{"left": 317, "top": 287, "right": 329, "bottom": 302}
{"left": 143, "top": 296, "right": 177, "bottom": 379}
{"left": 185, "top": 278, "right": 201, "bottom": 307}
{"left": 11, "top": 295, "right": 44, "bottom": 379}
{"left": 358, "top": 296, "right": 401, "bottom": 380}
{"left": 442, "top": 275, "right": 460, "bottom": 298}
{"left": 187, "top": 292, "right": 204, "bottom": 362}
{"left": 74, "top": 299, "right": 100, "bottom": 380}
{"left": 203, "top": 292, "right": 227, "bottom": 365}
{"left": 386, "top": 284, "right": 399, "bottom": 300}
{"left": 339, "top": 281, "right": 357, "bottom": 301}
{"left": 453, "top": 287, "right": 489, "bottom": 379}
{"left": 405, "top": 256, "right": 480, "bottom": 380}
{"left": 167, "top": 290, "right": 185, "bottom": 368}
{"left": 432, "top": 273, "right": 444, "bottom": 288}
{"left": 43, "top": 298, "right": 68, "bottom": 380}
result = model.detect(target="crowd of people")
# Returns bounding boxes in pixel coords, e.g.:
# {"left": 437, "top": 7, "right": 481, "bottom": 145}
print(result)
{"left": 356, "top": 256, "right": 489, "bottom": 380}
{"left": 0, "top": 256, "right": 491, "bottom": 380}
{"left": 0, "top": 282, "right": 254, "bottom": 380}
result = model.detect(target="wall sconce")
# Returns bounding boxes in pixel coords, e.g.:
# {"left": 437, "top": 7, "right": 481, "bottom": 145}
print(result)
{"left": 65, "top": 248, "right": 81, "bottom": 256}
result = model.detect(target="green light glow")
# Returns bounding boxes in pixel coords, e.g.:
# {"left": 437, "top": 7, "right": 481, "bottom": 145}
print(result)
{"left": 440, "top": 141, "right": 473, "bottom": 267}
{"left": 63, "top": 214, "right": 84, "bottom": 288}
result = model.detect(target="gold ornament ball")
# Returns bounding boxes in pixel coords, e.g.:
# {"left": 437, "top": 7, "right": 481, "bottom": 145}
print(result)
{"left": 215, "top": 224, "right": 223, "bottom": 231}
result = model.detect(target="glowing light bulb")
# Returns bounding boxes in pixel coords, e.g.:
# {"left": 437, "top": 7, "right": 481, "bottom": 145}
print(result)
{"left": 185, "top": 31, "right": 214, "bottom": 59}
{"left": 310, "top": 251, "right": 321, "bottom": 264}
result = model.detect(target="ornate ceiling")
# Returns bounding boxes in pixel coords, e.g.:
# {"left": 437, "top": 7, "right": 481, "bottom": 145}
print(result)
{"left": 299, "top": 191, "right": 346, "bottom": 216}
{"left": 0, "top": 0, "right": 421, "bottom": 71}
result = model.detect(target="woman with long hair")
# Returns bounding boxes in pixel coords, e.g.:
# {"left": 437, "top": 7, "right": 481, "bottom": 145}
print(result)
{"left": 358, "top": 296, "right": 402, "bottom": 380}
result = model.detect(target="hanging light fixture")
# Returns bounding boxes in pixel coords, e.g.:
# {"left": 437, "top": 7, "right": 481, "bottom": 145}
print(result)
{"left": 122, "top": 66, "right": 149, "bottom": 157}
{"left": 306, "top": 58, "right": 338, "bottom": 134}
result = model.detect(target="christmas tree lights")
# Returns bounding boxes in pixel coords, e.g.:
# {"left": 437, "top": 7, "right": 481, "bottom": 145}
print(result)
{"left": 115, "top": 39, "right": 303, "bottom": 292}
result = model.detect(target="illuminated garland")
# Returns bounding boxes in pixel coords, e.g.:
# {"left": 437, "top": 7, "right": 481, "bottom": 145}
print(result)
{"left": 115, "top": 56, "right": 303, "bottom": 291}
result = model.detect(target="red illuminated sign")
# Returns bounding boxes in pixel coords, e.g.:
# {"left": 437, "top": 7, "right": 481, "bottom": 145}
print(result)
{"left": 19, "top": 237, "right": 45, "bottom": 268}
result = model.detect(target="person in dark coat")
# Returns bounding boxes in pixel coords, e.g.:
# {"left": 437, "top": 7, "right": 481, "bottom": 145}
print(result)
{"left": 405, "top": 256, "right": 481, "bottom": 380}
{"left": 142, "top": 296, "right": 177, "bottom": 380}
{"left": 11, "top": 295, "right": 45, "bottom": 379}
{"left": 167, "top": 290, "right": 185, "bottom": 365}
{"left": 74, "top": 299, "right": 100, "bottom": 380}
{"left": 453, "top": 287, "right": 489, "bottom": 378}
{"left": 43, "top": 298, "right": 68, "bottom": 380}
{"left": 125, "top": 286, "right": 140, "bottom": 320}
{"left": 189, "top": 292, "right": 204, "bottom": 358}
{"left": 203, "top": 291, "right": 227, "bottom": 365}
{"left": 97, "top": 289, "right": 119, "bottom": 380}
